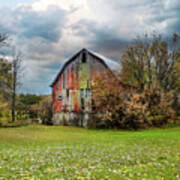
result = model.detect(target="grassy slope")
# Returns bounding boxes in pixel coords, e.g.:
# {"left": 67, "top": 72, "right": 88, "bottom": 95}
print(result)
{"left": 0, "top": 125, "right": 179, "bottom": 179}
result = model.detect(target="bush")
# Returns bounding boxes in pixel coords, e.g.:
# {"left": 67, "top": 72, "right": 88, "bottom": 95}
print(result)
{"left": 122, "top": 88, "right": 175, "bottom": 129}
{"left": 91, "top": 72, "right": 125, "bottom": 128}
{"left": 33, "top": 95, "right": 53, "bottom": 125}
{"left": 92, "top": 73, "right": 175, "bottom": 129}
{"left": 0, "top": 101, "right": 11, "bottom": 126}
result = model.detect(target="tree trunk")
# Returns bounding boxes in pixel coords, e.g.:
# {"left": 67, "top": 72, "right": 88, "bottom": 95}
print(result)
{"left": 12, "top": 71, "right": 16, "bottom": 122}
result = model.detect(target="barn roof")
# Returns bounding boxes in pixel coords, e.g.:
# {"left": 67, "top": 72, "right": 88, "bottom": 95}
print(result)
{"left": 50, "top": 48, "right": 120, "bottom": 87}
{"left": 87, "top": 49, "right": 120, "bottom": 71}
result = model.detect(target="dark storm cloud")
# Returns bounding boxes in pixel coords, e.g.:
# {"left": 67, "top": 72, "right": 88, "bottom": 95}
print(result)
{"left": 0, "top": 0, "right": 180, "bottom": 94}
{"left": 0, "top": 4, "right": 67, "bottom": 64}
{"left": 20, "top": 6, "right": 65, "bottom": 42}
{"left": 73, "top": 0, "right": 180, "bottom": 60}
{"left": 165, "top": 3, "right": 180, "bottom": 35}
{"left": 0, "top": 4, "right": 68, "bottom": 94}
{"left": 170, "top": 20, "right": 180, "bottom": 33}
{"left": 71, "top": 19, "right": 129, "bottom": 60}
{"left": 140, "top": 0, "right": 180, "bottom": 35}
{"left": 41, "top": 62, "right": 63, "bottom": 71}
{"left": 90, "top": 38, "right": 129, "bottom": 60}
{"left": 0, "top": 5, "right": 66, "bottom": 42}
{"left": 88, "top": 28, "right": 130, "bottom": 60}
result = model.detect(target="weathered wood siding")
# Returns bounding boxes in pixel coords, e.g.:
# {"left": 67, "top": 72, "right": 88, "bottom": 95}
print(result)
{"left": 52, "top": 49, "right": 110, "bottom": 126}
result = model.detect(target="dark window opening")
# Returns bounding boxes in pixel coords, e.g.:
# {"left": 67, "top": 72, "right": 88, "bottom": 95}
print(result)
{"left": 92, "top": 99, "right": 96, "bottom": 111}
{"left": 66, "top": 89, "right": 69, "bottom": 98}
{"left": 58, "top": 95, "right": 62, "bottom": 101}
{"left": 80, "top": 89, "right": 84, "bottom": 98}
{"left": 63, "top": 105, "right": 67, "bottom": 112}
{"left": 82, "top": 52, "right": 86, "bottom": 63}
{"left": 81, "top": 98, "right": 85, "bottom": 110}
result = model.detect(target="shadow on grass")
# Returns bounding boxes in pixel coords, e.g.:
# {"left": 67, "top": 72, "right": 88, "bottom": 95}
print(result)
{"left": 0, "top": 119, "right": 179, "bottom": 130}
{"left": 0, "top": 120, "right": 34, "bottom": 128}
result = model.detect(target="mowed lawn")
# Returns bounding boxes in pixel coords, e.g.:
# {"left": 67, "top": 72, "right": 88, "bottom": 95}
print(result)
{"left": 0, "top": 125, "right": 179, "bottom": 179}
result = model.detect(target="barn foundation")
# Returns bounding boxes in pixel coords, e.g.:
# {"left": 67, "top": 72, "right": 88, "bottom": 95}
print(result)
{"left": 52, "top": 112, "right": 92, "bottom": 127}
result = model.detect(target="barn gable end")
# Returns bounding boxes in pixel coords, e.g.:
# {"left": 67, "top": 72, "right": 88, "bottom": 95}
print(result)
{"left": 51, "top": 48, "right": 119, "bottom": 126}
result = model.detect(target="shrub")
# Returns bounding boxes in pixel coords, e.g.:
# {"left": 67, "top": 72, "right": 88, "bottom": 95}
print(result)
{"left": 92, "top": 72, "right": 175, "bottom": 129}
{"left": 122, "top": 88, "right": 175, "bottom": 128}
{"left": 34, "top": 95, "right": 53, "bottom": 125}
{"left": 0, "top": 100, "right": 11, "bottom": 126}
{"left": 91, "top": 72, "right": 126, "bottom": 128}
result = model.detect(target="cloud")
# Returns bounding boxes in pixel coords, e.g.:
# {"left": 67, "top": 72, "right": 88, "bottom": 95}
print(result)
{"left": 0, "top": 5, "right": 66, "bottom": 42}
{"left": 0, "top": 0, "right": 179, "bottom": 94}
{"left": 72, "top": 0, "right": 180, "bottom": 58}
{"left": 20, "top": 6, "right": 65, "bottom": 42}
{"left": 0, "top": 4, "right": 68, "bottom": 94}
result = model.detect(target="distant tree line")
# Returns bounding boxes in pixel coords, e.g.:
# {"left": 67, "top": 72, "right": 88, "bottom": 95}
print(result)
{"left": 16, "top": 94, "right": 52, "bottom": 125}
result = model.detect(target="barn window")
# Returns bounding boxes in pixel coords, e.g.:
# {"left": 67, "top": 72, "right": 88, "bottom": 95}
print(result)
{"left": 86, "top": 88, "right": 91, "bottom": 98}
{"left": 81, "top": 98, "right": 85, "bottom": 110}
{"left": 66, "top": 89, "right": 69, "bottom": 98}
{"left": 82, "top": 52, "right": 86, "bottom": 63}
{"left": 80, "top": 89, "right": 84, "bottom": 98}
{"left": 58, "top": 95, "right": 62, "bottom": 101}
{"left": 92, "top": 99, "right": 96, "bottom": 111}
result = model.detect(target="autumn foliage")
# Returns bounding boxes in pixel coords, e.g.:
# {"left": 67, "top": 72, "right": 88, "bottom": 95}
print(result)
{"left": 92, "top": 72, "right": 175, "bottom": 129}
{"left": 91, "top": 72, "right": 124, "bottom": 127}
{"left": 123, "top": 88, "right": 175, "bottom": 129}
{"left": 91, "top": 33, "right": 179, "bottom": 129}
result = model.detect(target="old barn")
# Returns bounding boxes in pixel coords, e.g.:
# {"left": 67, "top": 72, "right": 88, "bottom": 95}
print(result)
{"left": 51, "top": 48, "right": 119, "bottom": 126}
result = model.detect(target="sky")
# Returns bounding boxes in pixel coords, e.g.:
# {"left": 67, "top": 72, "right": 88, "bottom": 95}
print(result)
{"left": 0, "top": 0, "right": 179, "bottom": 94}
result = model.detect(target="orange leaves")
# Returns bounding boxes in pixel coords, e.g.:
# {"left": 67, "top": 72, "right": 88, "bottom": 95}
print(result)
{"left": 91, "top": 72, "right": 175, "bottom": 129}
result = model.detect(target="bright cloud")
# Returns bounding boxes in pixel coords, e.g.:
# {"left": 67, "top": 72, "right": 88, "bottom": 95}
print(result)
{"left": 0, "top": 0, "right": 179, "bottom": 94}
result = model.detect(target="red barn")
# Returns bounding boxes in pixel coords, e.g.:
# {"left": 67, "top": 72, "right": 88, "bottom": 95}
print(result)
{"left": 51, "top": 48, "right": 119, "bottom": 126}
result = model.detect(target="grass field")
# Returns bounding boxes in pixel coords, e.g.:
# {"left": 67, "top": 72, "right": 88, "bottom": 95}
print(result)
{"left": 0, "top": 125, "right": 179, "bottom": 179}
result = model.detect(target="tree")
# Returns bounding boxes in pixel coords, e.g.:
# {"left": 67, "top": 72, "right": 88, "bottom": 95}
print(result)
{"left": 31, "top": 95, "right": 52, "bottom": 125}
{"left": 0, "top": 33, "right": 8, "bottom": 48}
{"left": 0, "top": 59, "right": 12, "bottom": 124}
{"left": 0, "top": 34, "right": 9, "bottom": 96}
{"left": 92, "top": 72, "right": 175, "bottom": 129}
{"left": 151, "top": 33, "right": 180, "bottom": 91}
{"left": 121, "top": 33, "right": 180, "bottom": 92}
{"left": 0, "top": 58, "right": 12, "bottom": 99}
{"left": 0, "top": 34, "right": 11, "bottom": 124}
{"left": 91, "top": 33, "right": 178, "bottom": 129}
{"left": 16, "top": 94, "right": 42, "bottom": 120}
{"left": 18, "top": 94, "right": 42, "bottom": 106}
{"left": 121, "top": 35, "right": 150, "bottom": 90}
{"left": 11, "top": 49, "right": 23, "bottom": 122}
{"left": 91, "top": 71, "right": 134, "bottom": 128}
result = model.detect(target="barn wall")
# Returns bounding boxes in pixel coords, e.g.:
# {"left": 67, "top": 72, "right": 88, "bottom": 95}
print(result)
{"left": 52, "top": 50, "right": 108, "bottom": 126}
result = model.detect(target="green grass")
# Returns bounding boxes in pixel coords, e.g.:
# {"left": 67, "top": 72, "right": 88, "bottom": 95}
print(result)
{"left": 0, "top": 125, "right": 180, "bottom": 179}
